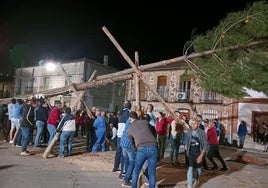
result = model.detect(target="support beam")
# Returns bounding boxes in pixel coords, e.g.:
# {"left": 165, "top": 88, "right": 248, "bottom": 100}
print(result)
{"left": 102, "top": 26, "right": 177, "bottom": 118}
{"left": 135, "top": 51, "right": 141, "bottom": 108}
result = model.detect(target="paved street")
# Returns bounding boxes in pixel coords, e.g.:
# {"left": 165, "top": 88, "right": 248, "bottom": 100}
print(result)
{"left": 0, "top": 139, "right": 268, "bottom": 188}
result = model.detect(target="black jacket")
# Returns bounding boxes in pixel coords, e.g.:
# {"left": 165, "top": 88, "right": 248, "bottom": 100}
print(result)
{"left": 20, "top": 104, "right": 35, "bottom": 127}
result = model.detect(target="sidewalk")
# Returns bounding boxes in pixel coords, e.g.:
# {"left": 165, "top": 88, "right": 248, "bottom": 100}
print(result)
{"left": 154, "top": 145, "right": 268, "bottom": 188}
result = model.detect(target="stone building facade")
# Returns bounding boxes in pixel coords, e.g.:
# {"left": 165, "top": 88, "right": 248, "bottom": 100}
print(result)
{"left": 125, "top": 65, "right": 268, "bottom": 146}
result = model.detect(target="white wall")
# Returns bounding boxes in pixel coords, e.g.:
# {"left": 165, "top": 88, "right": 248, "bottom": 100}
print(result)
{"left": 244, "top": 88, "right": 267, "bottom": 98}
{"left": 238, "top": 103, "right": 268, "bottom": 133}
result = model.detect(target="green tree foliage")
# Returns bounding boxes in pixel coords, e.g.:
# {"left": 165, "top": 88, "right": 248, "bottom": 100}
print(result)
{"left": 185, "top": 1, "right": 268, "bottom": 99}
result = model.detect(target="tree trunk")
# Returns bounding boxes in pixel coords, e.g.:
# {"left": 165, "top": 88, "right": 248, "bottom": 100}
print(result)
{"left": 0, "top": 74, "right": 133, "bottom": 104}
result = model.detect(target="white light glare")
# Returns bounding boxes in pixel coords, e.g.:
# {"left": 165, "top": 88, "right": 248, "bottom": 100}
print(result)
{"left": 45, "top": 62, "right": 57, "bottom": 71}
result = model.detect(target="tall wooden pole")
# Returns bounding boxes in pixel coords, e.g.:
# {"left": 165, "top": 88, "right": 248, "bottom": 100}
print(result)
{"left": 102, "top": 26, "right": 176, "bottom": 118}
{"left": 135, "top": 51, "right": 141, "bottom": 108}
{"left": 42, "top": 66, "right": 96, "bottom": 159}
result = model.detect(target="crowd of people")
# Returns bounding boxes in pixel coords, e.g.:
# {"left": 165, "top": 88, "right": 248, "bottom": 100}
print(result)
{"left": 108, "top": 102, "right": 230, "bottom": 188}
{"left": 0, "top": 97, "right": 119, "bottom": 157}
{"left": 0, "top": 98, "right": 232, "bottom": 188}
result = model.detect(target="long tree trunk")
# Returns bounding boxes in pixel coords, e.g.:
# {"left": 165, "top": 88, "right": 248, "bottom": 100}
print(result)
{"left": 0, "top": 74, "right": 133, "bottom": 104}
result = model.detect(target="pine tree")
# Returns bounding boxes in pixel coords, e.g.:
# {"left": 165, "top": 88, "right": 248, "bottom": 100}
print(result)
{"left": 183, "top": 1, "right": 268, "bottom": 99}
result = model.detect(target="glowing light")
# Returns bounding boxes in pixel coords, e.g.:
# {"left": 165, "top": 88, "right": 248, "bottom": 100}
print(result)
{"left": 45, "top": 62, "right": 57, "bottom": 71}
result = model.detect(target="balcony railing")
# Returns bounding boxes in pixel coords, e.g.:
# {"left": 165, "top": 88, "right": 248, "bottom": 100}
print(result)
{"left": 199, "top": 91, "right": 223, "bottom": 104}
{"left": 129, "top": 86, "right": 222, "bottom": 104}
{"left": 157, "top": 87, "right": 169, "bottom": 101}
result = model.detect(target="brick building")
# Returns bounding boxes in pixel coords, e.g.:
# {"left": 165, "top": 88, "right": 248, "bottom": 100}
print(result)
{"left": 125, "top": 63, "right": 268, "bottom": 146}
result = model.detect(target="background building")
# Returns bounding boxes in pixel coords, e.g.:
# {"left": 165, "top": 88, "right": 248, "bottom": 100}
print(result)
{"left": 0, "top": 73, "right": 14, "bottom": 98}
{"left": 125, "top": 63, "right": 268, "bottom": 148}
{"left": 13, "top": 57, "right": 125, "bottom": 112}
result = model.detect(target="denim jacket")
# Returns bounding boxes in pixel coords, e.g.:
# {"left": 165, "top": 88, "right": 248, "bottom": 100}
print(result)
{"left": 185, "top": 128, "right": 208, "bottom": 157}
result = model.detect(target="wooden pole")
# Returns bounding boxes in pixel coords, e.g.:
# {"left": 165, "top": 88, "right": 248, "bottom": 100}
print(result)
{"left": 42, "top": 132, "right": 60, "bottom": 159}
{"left": 42, "top": 67, "right": 96, "bottom": 159}
{"left": 96, "top": 40, "right": 268, "bottom": 80}
{"left": 73, "top": 70, "right": 97, "bottom": 112}
{"left": 102, "top": 26, "right": 176, "bottom": 118}
{"left": 0, "top": 74, "right": 133, "bottom": 105}
{"left": 135, "top": 51, "right": 141, "bottom": 108}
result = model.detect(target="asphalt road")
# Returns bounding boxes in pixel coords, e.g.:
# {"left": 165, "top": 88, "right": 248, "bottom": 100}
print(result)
{"left": 0, "top": 140, "right": 268, "bottom": 188}
{"left": 0, "top": 143, "right": 122, "bottom": 188}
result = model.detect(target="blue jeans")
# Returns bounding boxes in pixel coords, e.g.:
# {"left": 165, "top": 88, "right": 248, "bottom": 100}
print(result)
{"left": 187, "top": 166, "right": 202, "bottom": 187}
{"left": 21, "top": 127, "right": 30, "bottom": 152}
{"left": 14, "top": 127, "right": 22, "bottom": 145}
{"left": 34, "top": 121, "right": 45, "bottom": 147}
{"left": 239, "top": 135, "right": 246, "bottom": 147}
{"left": 92, "top": 130, "right": 106, "bottom": 153}
{"left": 170, "top": 136, "right": 181, "bottom": 162}
{"left": 47, "top": 124, "right": 56, "bottom": 145}
{"left": 181, "top": 132, "right": 187, "bottom": 145}
{"left": 122, "top": 147, "right": 136, "bottom": 182}
{"left": 59, "top": 131, "right": 75, "bottom": 156}
{"left": 131, "top": 145, "right": 157, "bottom": 188}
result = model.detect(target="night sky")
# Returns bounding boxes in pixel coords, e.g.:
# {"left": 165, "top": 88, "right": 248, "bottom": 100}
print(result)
{"left": 0, "top": 0, "right": 257, "bottom": 74}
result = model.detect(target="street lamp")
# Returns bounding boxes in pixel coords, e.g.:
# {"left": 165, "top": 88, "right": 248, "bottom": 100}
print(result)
{"left": 39, "top": 60, "right": 57, "bottom": 71}
{"left": 45, "top": 62, "right": 57, "bottom": 71}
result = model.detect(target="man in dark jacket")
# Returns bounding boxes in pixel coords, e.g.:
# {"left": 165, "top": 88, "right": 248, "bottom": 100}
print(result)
{"left": 20, "top": 99, "right": 38, "bottom": 156}
{"left": 34, "top": 100, "right": 49, "bottom": 147}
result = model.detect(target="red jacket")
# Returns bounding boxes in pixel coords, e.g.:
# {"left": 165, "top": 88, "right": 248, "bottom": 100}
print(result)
{"left": 207, "top": 126, "right": 218, "bottom": 145}
{"left": 47, "top": 107, "right": 61, "bottom": 127}
{"left": 156, "top": 117, "right": 168, "bottom": 135}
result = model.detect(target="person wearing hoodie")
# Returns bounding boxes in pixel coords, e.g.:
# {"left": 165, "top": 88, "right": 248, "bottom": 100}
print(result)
{"left": 56, "top": 107, "right": 76, "bottom": 157}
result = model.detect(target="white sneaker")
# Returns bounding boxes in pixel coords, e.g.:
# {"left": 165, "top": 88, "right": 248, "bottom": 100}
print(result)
{"left": 21, "top": 151, "right": 31, "bottom": 156}
{"left": 193, "top": 179, "right": 199, "bottom": 188}
{"left": 9, "top": 140, "right": 14, "bottom": 144}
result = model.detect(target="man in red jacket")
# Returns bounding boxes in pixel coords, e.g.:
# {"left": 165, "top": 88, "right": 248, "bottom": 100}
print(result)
{"left": 47, "top": 101, "right": 62, "bottom": 145}
{"left": 206, "top": 121, "right": 228, "bottom": 171}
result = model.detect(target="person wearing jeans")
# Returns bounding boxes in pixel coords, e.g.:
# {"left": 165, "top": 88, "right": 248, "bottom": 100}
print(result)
{"left": 35, "top": 121, "right": 45, "bottom": 147}
{"left": 112, "top": 101, "right": 131, "bottom": 177}
{"left": 20, "top": 99, "right": 38, "bottom": 156}
{"left": 121, "top": 114, "right": 137, "bottom": 187}
{"left": 128, "top": 114, "right": 158, "bottom": 188}
{"left": 237, "top": 120, "right": 248, "bottom": 148}
{"left": 56, "top": 107, "right": 76, "bottom": 157}
{"left": 34, "top": 101, "right": 49, "bottom": 147}
{"left": 169, "top": 112, "right": 184, "bottom": 166}
{"left": 185, "top": 119, "right": 208, "bottom": 188}
{"left": 46, "top": 101, "right": 62, "bottom": 146}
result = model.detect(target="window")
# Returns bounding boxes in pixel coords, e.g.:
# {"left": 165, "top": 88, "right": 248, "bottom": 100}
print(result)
{"left": 202, "top": 109, "right": 218, "bottom": 120}
{"left": 179, "top": 81, "right": 191, "bottom": 92}
{"left": 16, "top": 79, "right": 22, "bottom": 95}
{"left": 139, "top": 81, "right": 146, "bottom": 100}
{"left": 64, "top": 76, "right": 72, "bottom": 86}
{"left": 157, "top": 76, "right": 168, "bottom": 100}
{"left": 44, "top": 77, "right": 50, "bottom": 90}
